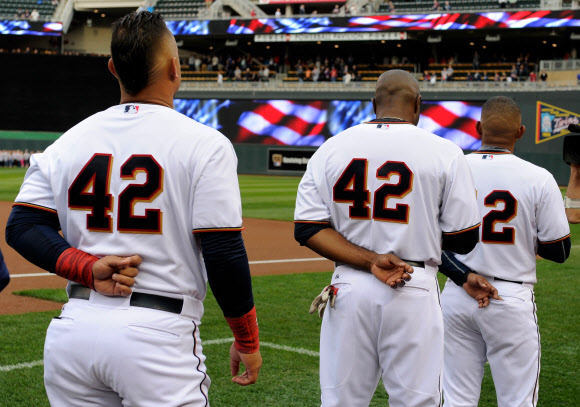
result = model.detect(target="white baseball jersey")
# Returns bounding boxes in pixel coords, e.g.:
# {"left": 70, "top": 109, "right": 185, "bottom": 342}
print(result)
{"left": 295, "top": 120, "right": 481, "bottom": 265}
{"left": 15, "top": 103, "right": 243, "bottom": 301}
{"left": 295, "top": 119, "right": 481, "bottom": 407}
{"left": 442, "top": 149, "right": 570, "bottom": 407}
{"left": 455, "top": 150, "right": 570, "bottom": 284}
{"left": 15, "top": 103, "right": 244, "bottom": 406}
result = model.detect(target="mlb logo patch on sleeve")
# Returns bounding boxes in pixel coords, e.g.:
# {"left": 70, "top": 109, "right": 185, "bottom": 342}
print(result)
{"left": 481, "top": 154, "right": 493, "bottom": 160}
{"left": 124, "top": 105, "right": 139, "bottom": 114}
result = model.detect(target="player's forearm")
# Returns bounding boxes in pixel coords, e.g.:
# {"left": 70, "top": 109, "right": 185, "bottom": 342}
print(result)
{"left": 304, "top": 227, "right": 376, "bottom": 271}
{"left": 566, "top": 164, "right": 580, "bottom": 223}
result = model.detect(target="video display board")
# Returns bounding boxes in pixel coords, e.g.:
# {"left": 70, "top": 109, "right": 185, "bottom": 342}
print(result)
{"left": 173, "top": 98, "right": 483, "bottom": 150}
{"left": 0, "top": 20, "right": 62, "bottom": 36}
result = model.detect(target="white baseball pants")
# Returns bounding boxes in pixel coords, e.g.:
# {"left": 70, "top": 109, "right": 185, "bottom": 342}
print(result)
{"left": 441, "top": 279, "right": 540, "bottom": 407}
{"left": 44, "top": 290, "right": 210, "bottom": 407}
{"left": 320, "top": 266, "right": 443, "bottom": 407}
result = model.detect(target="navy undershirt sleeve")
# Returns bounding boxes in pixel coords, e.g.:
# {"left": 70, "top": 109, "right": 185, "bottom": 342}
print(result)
{"left": 0, "top": 248, "right": 10, "bottom": 292}
{"left": 294, "top": 222, "right": 332, "bottom": 246}
{"left": 438, "top": 250, "right": 473, "bottom": 286}
{"left": 5, "top": 205, "right": 71, "bottom": 273}
{"left": 441, "top": 226, "right": 479, "bottom": 254}
{"left": 537, "top": 236, "right": 571, "bottom": 264}
{"left": 199, "top": 231, "right": 254, "bottom": 318}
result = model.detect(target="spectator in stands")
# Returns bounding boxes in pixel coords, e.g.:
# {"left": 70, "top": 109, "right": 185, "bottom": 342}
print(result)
{"left": 14, "top": 8, "right": 22, "bottom": 19}
{"left": 472, "top": 51, "right": 480, "bottom": 70}
{"left": 529, "top": 71, "right": 537, "bottom": 82}
{"left": 275, "top": 8, "right": 282, "bottom": 17}
{"left": 443, "top": 1, "right": 451, "bottom": 10}
{"left": 423, "top": 71, "right": 431, "bottom": 83}
{"left": 244, "top": 67, "right": 252, "bottom": 82}
{"left": 217, "top": 71, "right": 223, "bottom": 86}
{"left": 343, "top": 71, "right": 352, "bottom": 85}
{"left": 510, "top": 64, "right": 518, "bottom": 82}
{"left": 351, "top": 65, "right": 361, "bottom": 81}
{"left": 234, "top": 66, "right": 242, "bottom": 81}
{"left": 432, "top": 0, "right": 441, "bottom": 11}
{"left": 446, "top": 64, "right": 454, "bottom": 81}
{"left": 30, "top": 9, "right": 40, "bottom": 21}
{"left": 305, "top": 67, "right": 312, "bottom": 81}
{"left": 332, "top": 5, "right": 340, "bottom": 14}
{"left": 194, "top": 56, "right": 202, "bottom": 71}
{"left": 494, "top": 71, "right": 500, "bottom": 82}
{"left": 299, "top": 4, "right": 306, "bottom": 14}
{"left": 250, "top": 9, "right": 256, "bottom": 17}
{"left": 262, "top": 65, "right": 270, "bottom": 82}
{"left": 540, "top": 70, "right": 548, "bottom": 82}
{"left": 482, "top": 71, "right": 488, "bottom": 81}
{"left": 504, "top": 72, "right": 511, "bottom": 83}
{"left": 387, "top": 1, "right": 395, "bottom": 12}
{"left": 312, "top": 66, "right": 320, "bottom": 82}
{"left": 330, "top": 66, "right": 338, "bottom": 82}
{"left": 474, "top": 71, "right": 481, "bottom": 81}
{"left": 441, "top": 66, "right": 447, "bottom": 82}
{"left": 24, "top": 9, "right": 31, "bottom": 19}
{"left": 466, "top": 72, "right": 474, "bottom": 82}
{"left": 430, "top": 72, "right": 437, "bottom": 85}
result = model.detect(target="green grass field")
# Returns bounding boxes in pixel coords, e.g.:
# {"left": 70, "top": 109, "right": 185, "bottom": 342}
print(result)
{"left": 0, "top": 169, "right": 579, "bottom": 406}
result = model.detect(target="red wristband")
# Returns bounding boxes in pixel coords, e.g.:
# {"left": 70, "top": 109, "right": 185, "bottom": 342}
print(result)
{"left": 225, "top": 306, "right": 260, "bottom": 353}
{"left": 55, "top": 248, "right": 98, "bottom": 290}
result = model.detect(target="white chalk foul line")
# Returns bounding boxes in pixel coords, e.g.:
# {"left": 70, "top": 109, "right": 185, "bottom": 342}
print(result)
{"left": 9, "top": 257, "right": 329, "bottom": 279}
{"left": 0, "top": 338, "right": 318, "bottom": 373}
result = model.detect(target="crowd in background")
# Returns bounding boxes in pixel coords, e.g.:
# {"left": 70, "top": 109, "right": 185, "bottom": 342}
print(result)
{"left": 0, "top": 150, "right": 36, "bottom": 168}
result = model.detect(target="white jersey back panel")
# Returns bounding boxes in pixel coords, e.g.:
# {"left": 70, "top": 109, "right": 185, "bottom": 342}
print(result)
{"left": 456, "top": 151, "right": 570, "bottom": 284}
{"left": 294, "top": 121, "right": 480, "bottom": 264}
{"left": 15, "top": 104, "right": 243, "bottom": 300}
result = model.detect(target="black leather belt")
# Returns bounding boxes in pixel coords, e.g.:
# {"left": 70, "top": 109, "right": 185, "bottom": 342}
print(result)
{"left": 69, "top": 285, "right": 184, "bottom": 314}
{"left": 404, "top": 260, "right": 425, "bottom": 268}
{"left": 493, "top": 277, "right": 523, "bottom": 285}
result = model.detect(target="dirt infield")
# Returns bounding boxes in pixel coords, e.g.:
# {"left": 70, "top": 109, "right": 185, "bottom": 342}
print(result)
{"left": 0, "top": 202, "right": 333, "bottom": 315}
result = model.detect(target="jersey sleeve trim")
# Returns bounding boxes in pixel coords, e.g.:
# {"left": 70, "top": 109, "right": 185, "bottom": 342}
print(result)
{"left": 13, "top": 202, "right": 57, "bottom": 214}
{"left": 539, "top": 234, "right": 571, "bottom": 244}
{"left": 192, "top": 227, "right": 245, "bottom": 234}
{"left": 294, "top": 220, "right": 331, "bottom": 225}
{"left": 442, "top": 223, "right": 481, "bottom": 236}
{"left": 472, "top": 151, "right": 512, "bottom": 155}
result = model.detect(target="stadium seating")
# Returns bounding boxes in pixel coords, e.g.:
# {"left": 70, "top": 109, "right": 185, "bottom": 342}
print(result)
{"left": 0, "top": 0, "right": 57, "bottom": 21}
{"left": 378, "top": 0, "right": 540, "bottom": 13}
{"left": 283, "top": 64, "right": 415, "bottom": 82}
{"left": 154, "top": 0, "right": 208, "bottom": 19}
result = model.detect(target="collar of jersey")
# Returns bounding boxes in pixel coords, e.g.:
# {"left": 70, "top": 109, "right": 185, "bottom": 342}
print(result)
{"left": 474, "top": 145, "right": 512, "bottom": 154}
{"left": 365, "top": 117, "right": 412, "bottom": 124}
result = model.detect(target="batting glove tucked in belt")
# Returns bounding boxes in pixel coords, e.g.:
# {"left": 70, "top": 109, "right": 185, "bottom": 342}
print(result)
{"left": 309, "top": 285, "right": 338, "bottom": 319}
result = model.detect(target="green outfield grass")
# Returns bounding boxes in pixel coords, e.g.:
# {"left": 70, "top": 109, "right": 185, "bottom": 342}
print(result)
{"left": 0, "top": 170, "right": 579, "bottom": 406}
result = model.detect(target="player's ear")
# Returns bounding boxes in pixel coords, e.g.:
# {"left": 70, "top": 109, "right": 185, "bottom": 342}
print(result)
{"left": 372, "top": 98, "right": 377, "bottom": 115}
{"left": 108, "top": 58, "right": 118, "bottom": 78}
{"left": 475, "top": 121, "right": 483, "bottom": 137}
{"left": 415, "top": 95, "right": 421, "bottom": 114}
{"left": 170, "top": 56, "right": 180, "bottom": 79}
{"left": 517, "top": 125, "right": 525, "bottom": 140}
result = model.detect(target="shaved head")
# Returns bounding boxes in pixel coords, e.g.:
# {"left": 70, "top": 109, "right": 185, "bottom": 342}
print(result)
{"left": 373, "top": 70, "right": 421, "bottom": 125}
{"left": 477, "top": 96, "right": 524, "bottom": 150}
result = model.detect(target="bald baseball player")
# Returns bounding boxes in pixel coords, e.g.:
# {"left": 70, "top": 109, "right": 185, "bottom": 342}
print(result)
{"left": 294, "top": 70, "right": 497, "bottom": 407}
{"left": 440, "top": 96, "right": 571, "bottom": 407}
{"left": 565, "top": 163, "right": 580, "bottom": 223}
{"left": 6, "top": 11, "right": 260, "bottom": 406}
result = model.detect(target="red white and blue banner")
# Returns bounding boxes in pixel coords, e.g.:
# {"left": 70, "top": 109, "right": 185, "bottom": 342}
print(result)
{"left": 0, "top": 20, "right": 62, "bottom": 36}
{"left": 173, "top": 98, "right": 483, "bottom": 150}
{"left": 167, "top": 10, "right": 580, "bottom": 36}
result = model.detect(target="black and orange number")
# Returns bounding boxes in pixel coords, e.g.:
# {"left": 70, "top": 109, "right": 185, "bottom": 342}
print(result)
{"left": 481, "top": 190, "right": 517, "bottom": 244}
{"left": 333, "top": 159, "right": 413, "bottom": 223}
{"left": 68, "top": 154, "right": 164, "bottom": 234}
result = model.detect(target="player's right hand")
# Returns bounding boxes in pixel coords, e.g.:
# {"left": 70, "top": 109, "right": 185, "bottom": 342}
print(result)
{"left": 230, "top": 343, "right": 262, "bottom": 386}
{"left": 370, "top": 253, "right": 413, "bottom": 289}
{"left": 92, "top": 255, "right": 142, "bottom": 297}
{"left": 462, "top": 273, "right": 503, "bottom": 308}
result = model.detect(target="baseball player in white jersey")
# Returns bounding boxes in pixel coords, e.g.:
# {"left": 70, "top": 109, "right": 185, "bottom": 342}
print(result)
{"left": 6, "top": 12, "right": 261, "bottom": 406}
{"left": 440, "top": 96, "right": 571, "bottom": 407}
{"left": 294, "top": 70, "right": 498, "bottom": 407}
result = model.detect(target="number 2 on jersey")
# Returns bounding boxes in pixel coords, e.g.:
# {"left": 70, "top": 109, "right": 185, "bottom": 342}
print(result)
{"left": 481, "top": 190, "right": 517, "bottom": 244}
{"left": 68, "top": 153, "right": 163, "bottom": 233}
{"left": 333, "top": 158, "right": 413, "bottom": 222}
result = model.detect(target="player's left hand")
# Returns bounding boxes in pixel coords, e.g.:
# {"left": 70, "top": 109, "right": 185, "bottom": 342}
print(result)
{"left": 462, "top": 273, "right": 503, "bottom": 308}
{"left": 370, "top": 253, "right": 413, "bottom": 289}
{"left": 93, "top": 255, "right": 142, "bottom": 297}
{"left": 230, "top": 343, "right": 262, "bottom": 386}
